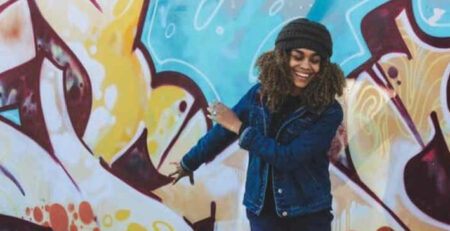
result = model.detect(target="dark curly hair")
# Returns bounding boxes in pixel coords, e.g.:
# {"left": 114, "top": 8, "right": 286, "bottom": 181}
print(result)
{"left": 256, "top": 49, "right": 346, "bottom": 112}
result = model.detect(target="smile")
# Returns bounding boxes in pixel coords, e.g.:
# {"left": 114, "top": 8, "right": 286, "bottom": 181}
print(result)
{"left": 293, "top": 71, "right": 311, "bottom": 80}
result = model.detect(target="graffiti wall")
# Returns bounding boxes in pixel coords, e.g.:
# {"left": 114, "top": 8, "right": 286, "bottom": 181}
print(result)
{"left": 0, "top": 0, "right": 448, "bottom": 230}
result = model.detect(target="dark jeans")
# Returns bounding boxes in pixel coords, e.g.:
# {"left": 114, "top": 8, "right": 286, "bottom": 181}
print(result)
{"left": 246, "top": 208, "right": 333, "bottom": 231}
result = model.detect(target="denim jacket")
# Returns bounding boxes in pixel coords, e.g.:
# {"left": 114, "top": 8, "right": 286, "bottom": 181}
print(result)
{"left": 181, "top": 83, "right": 343, "bottom": 217}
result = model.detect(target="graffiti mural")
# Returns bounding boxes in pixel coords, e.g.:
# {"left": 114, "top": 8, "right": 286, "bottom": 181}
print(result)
{"left": 0, "top": 0, "right": 448, "bottom": 230}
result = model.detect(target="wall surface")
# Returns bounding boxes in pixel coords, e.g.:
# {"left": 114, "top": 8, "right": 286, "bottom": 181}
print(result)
{"left": 0, "top": 0, "right": 449, "bottom": 230}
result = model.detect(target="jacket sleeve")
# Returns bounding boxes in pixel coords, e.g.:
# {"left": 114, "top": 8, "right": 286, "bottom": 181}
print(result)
{"left": 181, "top": 84, "right": 259, "bottom": 172}
{"left": 238, "top": 102, "right": 343, "bottom": 172}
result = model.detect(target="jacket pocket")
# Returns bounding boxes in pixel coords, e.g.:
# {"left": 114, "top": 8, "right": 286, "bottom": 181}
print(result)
{"left": 294, "top": 165, "right": 324, "bottom": 203}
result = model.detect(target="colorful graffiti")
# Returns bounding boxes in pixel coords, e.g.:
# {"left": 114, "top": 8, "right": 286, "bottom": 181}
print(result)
{"left": 0, "top": 0, "right": 448, "bottom": 230}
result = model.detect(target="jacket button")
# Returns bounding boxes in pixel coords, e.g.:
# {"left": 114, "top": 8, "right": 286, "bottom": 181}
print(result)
{"left": 278, "top": 189, "right": 283, "bottom": 194}
{"left": 282, "top": 211, "right": 288, "bottom": 216}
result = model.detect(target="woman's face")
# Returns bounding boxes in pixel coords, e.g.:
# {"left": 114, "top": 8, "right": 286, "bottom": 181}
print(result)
{"left": 289, "top": 48, "right": 321, "bottom": 91}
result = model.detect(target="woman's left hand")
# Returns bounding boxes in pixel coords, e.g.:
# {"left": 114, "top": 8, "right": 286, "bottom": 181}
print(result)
{"left": 207, "top": 102, "right": 242, "bottom": 134}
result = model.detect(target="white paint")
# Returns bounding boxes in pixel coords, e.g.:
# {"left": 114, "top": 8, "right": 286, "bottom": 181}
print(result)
{"left": 203, "top": 167, "right": 238, "bottom": 197}
{"left": 6, "top": 89, "right": 17, "bottom": 105}
{"left": 216, "top": 26, "right": 224, "bottom": 35}
{"left": 68, "top": 4, "right": 89, "bottom": 33}
{"left": 379, "top": 52, "right": 408, "bottom": 63}
{"left": 427, "top": 8, "right": 445, "bottom": 26}
{"left": 165, "top": 23, "right": 176, "bottom": 38}
{"left": 440, "top": 65, "right": 450, "bottom": 127}
{"left": 83, "top": 106, "right": 115, "bottom": 147}
{"left": 104, "top": 85, "right": 117, "bottom": 110}
{"left": 40, "top": 60, "right": 63, "bottom": 132}
{"left": 329, "top": 164, "right": 405, "bottom": 231}
{"left": 371, "top": 64, "right": 388, "bottom": 88}
{"left": 269, "top": 0, "right": 284, "bottom": 16}
{"left": 193, "top": 0, "right": 225, "bottom": 31}
{"left": 89, "top": 45, "right": 97, "bottom": 55}
{"left": 419, "top": 0, "right": 450, "bottom": 27}
{"left": 0, "top": 0, "right": 36, "bottom": 74}
{"left": 134, "top": 48, "right": 152, "bottom": 98}
{"left": 339, "top": 0, "right": 372, "bottom": 67}
{"left": 38, "top": 54, "right": 194, "bottom": 230}
{"left": 68, "top": 42, "right": 105, "bottom": 100}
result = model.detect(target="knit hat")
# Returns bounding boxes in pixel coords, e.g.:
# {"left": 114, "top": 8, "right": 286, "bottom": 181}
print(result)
{"left": 275, "top": 18, "right": 332, "bottom": 58}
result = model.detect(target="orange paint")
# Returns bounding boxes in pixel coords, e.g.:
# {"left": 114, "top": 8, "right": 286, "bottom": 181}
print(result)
{"left": 70, "top": 223, "right": 78, "bottom": 231}
{"left": 68, "top": 203, "right": 75, "bottom": 212}
{"left": 33, "top": 207, "right": 43, "bottom": 222}
{"left": 73, "top": 212, "right": 78, "bottom": 220}
{"left": 79, "top": 201, "right": 95, "bottom": 224}
{"left": 378, "top": 227, "right": 394, "bottom": 231}
{"left": 25, "top": 207, "right": 30, "bottom": 215}
{"left": 49, "top": 204, "right": 69, "bottom": 231}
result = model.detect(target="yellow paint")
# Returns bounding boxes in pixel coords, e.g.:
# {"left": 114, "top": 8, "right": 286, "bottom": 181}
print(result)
{"left": 115, "top": 209, "right": 131, "bottom": 221}
{"left": 102, "top": 214, "right": 113, "bottom": 227}
{"left": 145, "top": 86, "right": 187, "bottom": 162}
{"left": 127, "top": 223, "right": 148, "bottom": 231}
{"left": 79, "top": 0, "right": 190, "bottom": 164}
{"left": 147, "top": 140, "right": 159, "bottom": 155}
{"left": 152, "top": 220, "right": 174, "bottom": 231}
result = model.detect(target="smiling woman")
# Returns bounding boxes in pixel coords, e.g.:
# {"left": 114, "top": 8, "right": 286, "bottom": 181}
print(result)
{"left": 171, "top": 18, "right": 346, "bottom": 231}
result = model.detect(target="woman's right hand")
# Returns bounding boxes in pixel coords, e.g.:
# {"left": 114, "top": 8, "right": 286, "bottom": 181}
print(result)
{"left": 168, "top": 162, "right": 194, "bottom": 185}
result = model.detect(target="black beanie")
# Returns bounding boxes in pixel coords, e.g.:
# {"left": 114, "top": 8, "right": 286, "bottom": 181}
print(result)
{"left": 275, "top": 18, "right": 332, "bottom": 58}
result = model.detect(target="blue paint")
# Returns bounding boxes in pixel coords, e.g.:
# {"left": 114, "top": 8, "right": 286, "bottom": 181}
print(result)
{"left": 141, "top": 0, "right": 448, "bottom": 103}
{"left": 0, "top": 108, "right": 21, "bottom": 126}
{"left": 412, "top": 0, "right": 450, "bottom": 37}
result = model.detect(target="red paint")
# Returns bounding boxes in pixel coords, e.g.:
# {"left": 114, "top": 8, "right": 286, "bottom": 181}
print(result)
{"left": 68, "top": 203, "right": 75, "bottom": 212}
{"left": 49, "top": 204, "right": 69, "bottom": 231}
{"left": 33, "top": 207, "right": 43, "bottom": 222}
{"left": 25, "top": 207, "right": 30, "bottom": 216}
{"left": 93, "top": 228, "right": 100, "bottom": 231}
{"left": 73, "top": 212, "right": 78, "bottom": 220}
{"left": 79, "top": 201, "right": 94, "bottom": 224}
{"left": 70, "top": 223, "right": 78, "bottom": 231}
{"left": 377, "top": 227, "right": 394, "bottom": 231}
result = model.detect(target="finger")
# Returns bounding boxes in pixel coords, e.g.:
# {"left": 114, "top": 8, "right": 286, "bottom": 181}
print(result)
{"left": 189, "top": 174, "right": 194, "bottom": 185}
{"left": 170, "top": 162, "right": 179, "bottom": 166}
{"left": 172, "top": 176, "right": 182, "bottom": 185}
{"left": 168, "top": 171, "right": 178, "bottom": 178}
{"left": 207, "top": 114, "right": 216, "bottom": 120}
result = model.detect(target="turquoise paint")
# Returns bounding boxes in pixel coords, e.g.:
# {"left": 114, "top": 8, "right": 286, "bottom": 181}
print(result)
{"left": 141, "top": 0, "right": 448, "bottom": 103}
{"left": 0, "top": 108, "right": 21, "bottom": 126}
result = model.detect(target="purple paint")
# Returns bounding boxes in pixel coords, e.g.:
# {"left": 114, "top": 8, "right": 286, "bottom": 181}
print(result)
{"left": 404, "top": 112, "right": 450, "bottom": 223}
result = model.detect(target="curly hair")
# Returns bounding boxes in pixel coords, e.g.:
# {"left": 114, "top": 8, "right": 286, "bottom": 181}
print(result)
{"left": 256, "top": 49, "right": 346, "bottom": 112}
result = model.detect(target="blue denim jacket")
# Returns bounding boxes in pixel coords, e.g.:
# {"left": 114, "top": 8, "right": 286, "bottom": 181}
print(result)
{"left": 181, "top": 83, "right": 343, "bottom": 217}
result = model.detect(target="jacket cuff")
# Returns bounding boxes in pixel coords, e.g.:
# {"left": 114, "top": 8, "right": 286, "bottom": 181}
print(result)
{"left": 180, "top": 157, "right": 194, "bottom": 172}
{"left": 238, "top": 127, "right": 257, "bottom": 150}
{"left": 238, "top": 120, "right": 248, "bottom": 136}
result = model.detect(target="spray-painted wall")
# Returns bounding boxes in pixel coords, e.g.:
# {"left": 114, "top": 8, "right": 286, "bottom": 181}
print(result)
{"left": 0, "top": 0, "right": 449, "bottom": 230}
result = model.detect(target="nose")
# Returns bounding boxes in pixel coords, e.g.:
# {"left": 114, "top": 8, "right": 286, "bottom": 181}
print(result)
{"left": 299, "top": 59, "right": 311, "bottom": 70}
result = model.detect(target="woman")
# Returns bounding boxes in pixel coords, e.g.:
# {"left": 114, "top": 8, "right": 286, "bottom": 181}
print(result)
{"left": 169, "top": 18, "right": 346, "bottom": 231}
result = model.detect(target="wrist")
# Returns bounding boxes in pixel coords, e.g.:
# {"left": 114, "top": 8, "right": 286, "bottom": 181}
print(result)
{"left": 233, "top": 121, "right": 242, "bottom": 134}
